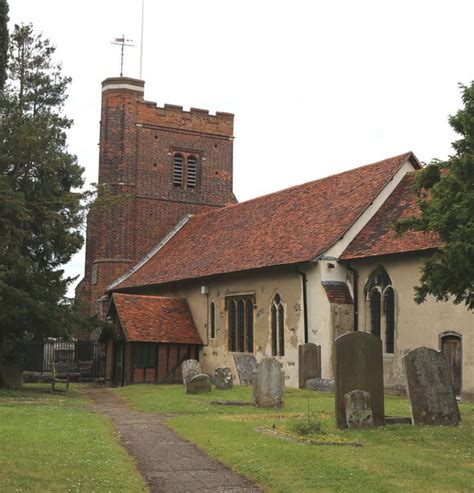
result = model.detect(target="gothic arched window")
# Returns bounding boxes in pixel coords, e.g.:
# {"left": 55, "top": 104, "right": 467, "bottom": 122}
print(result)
{"left": 271, "top": 293, "right": 285, "bottom": 357}
{"left": 227, "top": 295, "right": 254, "bottom": 353}
{"left": 210, "top": 302, "right": 216, "bottom": 339}
{"left": 365, "top": 266, "right": 395, "bottom": 353}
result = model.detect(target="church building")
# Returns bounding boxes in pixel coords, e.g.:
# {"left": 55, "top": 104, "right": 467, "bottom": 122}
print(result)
{"left": 76, "top": 77, "right": 473, "bottom": 400}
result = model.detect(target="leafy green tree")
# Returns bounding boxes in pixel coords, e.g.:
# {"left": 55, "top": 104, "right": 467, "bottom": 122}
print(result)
{"left": 0, "top": 24, "right": 85, "bottom": 386}
{"left": 0, "top": 0, "right": 8, "bottom": 89}
{"left": 396, "top": 82, "right": 474, "bottom": 310}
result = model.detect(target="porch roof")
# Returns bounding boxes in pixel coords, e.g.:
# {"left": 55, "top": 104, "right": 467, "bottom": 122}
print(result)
{"left": 110, "top": 293, "right": 203, "bottom": 345}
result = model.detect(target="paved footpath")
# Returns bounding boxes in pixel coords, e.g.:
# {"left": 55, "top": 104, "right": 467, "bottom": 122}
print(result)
{"left": 85, "top": 389, "right": 262, "bottom": 493}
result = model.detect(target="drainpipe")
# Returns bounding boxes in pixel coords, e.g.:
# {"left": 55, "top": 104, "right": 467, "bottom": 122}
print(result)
{"left": 296, "top": 270, "right": 309, "bottom": 343}
{"left": 346, "top": 264, "right": 359, "bottom": 331}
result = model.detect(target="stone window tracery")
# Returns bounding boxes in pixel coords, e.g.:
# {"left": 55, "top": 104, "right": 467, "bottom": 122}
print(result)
{"left": 226, "top": 295, "right": 254, "bottom": 353}
{"left": 365, "top": 266, "right": 395, "bottom": 354}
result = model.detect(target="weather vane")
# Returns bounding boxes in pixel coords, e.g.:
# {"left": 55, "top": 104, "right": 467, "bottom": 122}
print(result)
{"left": 112, "top": 35, "right": 135, "bottom": 77}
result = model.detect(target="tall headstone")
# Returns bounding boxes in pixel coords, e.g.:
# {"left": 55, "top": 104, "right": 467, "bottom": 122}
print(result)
{"left": 334, "top": 331, "right": 384, "bottom": 429}
{"left": 403, "top": 347, "right": 461, "bottom": 426}
{"left": 298, "top": 343, "right": 321, "bottom": 388}
{"left": 214, "top": 367, "right": 233, "bottom": 390}
{"left": 181, "top": 359, "right": 201, "bottom": 385}
{"left": 253, "top": 357, "right": 284, "bottom": 408}
{"left": 232, "top": 353, "right": 257, "bottom": 385}
{"left": 344, "top": 390, "right": 374, "bottom": 428}
{"left": 186, "top": 373, "right": 212, "bottom": 394}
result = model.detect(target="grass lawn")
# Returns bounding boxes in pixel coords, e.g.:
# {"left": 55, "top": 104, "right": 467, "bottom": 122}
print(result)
{"left": 0, "top": 384, "right": 146, "bottom": 492}
{"left": 114, "top": 384, "right": 474, "bottom": 493}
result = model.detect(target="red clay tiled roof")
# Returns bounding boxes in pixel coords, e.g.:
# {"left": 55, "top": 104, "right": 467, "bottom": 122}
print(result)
{"left": 111, "top": 293, "right": 203, "bottom": 344}
{"left": 115, "top": 152, "right": 416, "bottom": 290}
{"left": 322, "top": 282, "right": 354, "bottom": 304}
{"left": 341, "top": 172, "right": 440, "bottom": 260}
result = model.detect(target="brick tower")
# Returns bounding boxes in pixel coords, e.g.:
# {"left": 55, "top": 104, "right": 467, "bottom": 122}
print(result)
{"left": 76, "top": 77, "right": 236, "bottom": 319}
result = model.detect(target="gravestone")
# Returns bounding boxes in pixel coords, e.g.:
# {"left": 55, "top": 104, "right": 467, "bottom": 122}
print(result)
{"left": 181, "top": 359, "right": 201, "bottom": 385}
{"left": 214, "top": 367, "right": 233, "bottom": 390}
{"left": 403, "top": 347, "right": 461, "bottom": 426}
{"left": 305, "top": 377, "right": 335, "bottom": 392}
{"left": 298, "top": 343, "right": 321, "bottom": 388}
{"left": 186, "top": 373, "right": 212, "bottom": 394}
{"left": 232, "top": 353, "right": 257, "bottom": 385}
{"left": 344, "top": 390, "right": 374, "bottom": 428}
{"left": 252, "top": 357, "right": 284, "bottom": 408}
{"left": 334, "top": 331, "right": 384, "bottom": 429}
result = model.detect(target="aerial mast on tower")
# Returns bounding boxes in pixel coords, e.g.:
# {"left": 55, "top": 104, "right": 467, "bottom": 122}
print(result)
{"left": 112, "top": 35, "right": 134, "bottom": 77}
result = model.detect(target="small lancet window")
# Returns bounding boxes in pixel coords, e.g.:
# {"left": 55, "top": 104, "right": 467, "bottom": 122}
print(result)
{"left": 173, "top": 154, "right": 184, "bottom": 188}
{"left": 271, "top": 293, "right": 285, "bottom": 357}
{"left": 210, "top": 302, "right": 216, "bottom": 339}
{"left": 187, "top": 155, "right": 197, "bottom": 189}
{"left": 384, "top": 287, "right": 395, "bottom": 354}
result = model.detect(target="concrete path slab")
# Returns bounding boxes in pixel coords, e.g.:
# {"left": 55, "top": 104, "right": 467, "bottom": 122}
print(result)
{"left": 85, "top": 389, "right": 261, "bottom": 493}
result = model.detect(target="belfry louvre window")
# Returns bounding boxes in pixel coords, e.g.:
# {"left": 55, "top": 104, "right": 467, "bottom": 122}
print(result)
{"left": 365, "top": 266, "right": 396, "bottom": 354}
{"left": 226, "top": 295, "right": 255, "bottom": 353}
{"left": 187, "top": 156, "right": 197, "bottom": 189}
{"left": 173, "top": 154, "right": 184, "bottom": 187}
{"left": 172, "top": 152, "right": 199, "bottom": 190}
{"left": 271, "top": 293, "right": 285, "bottom": 356}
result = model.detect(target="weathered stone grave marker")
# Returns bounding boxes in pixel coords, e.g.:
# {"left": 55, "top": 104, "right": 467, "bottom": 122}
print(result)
{"left": 253, "top": 357, "right": 284, "bottom": 408}
{"left": 181, "top": 359, "right": 201, "bottom": 385}
{"left": 305, "top": 377, "right": 334, "bottom": 392}
{"left": 214, "top": 367, "right": 233, "bottom": 390}
{"left": 232, "top": 353, "right": 257, "bottom": 385}
{"left": 298, "top": 343, "right": 321, "bottom": 388}
{"left": 186, "top": 373, "right": 212, "bottom": 394}
{"left": 344, "top": 389, "right": 374, "bottom": 428}
{"left": 334, "top": 331, "right": 384, "bottom": 429}
{"left": 403, "top": 347, "right": 461, "bottom": 426}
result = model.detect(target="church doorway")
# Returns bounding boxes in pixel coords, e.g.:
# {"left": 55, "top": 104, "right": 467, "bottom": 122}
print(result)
{"left": 440, "top": 333, "right": 462, "bottom": 397}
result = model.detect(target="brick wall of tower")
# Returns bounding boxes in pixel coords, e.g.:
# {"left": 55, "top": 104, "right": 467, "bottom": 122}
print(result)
{"left": 76, "top": 77, "right": 236, "bottom": 329}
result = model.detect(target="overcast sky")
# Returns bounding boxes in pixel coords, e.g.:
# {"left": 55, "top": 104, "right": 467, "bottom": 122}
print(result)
{"left": 8, "top": 0, "right": 474, "bottom": 296}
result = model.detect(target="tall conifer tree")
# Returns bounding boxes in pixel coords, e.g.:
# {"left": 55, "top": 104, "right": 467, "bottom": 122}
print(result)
{"left": 0, "top": 0, "right": 8, "bottom": 89}
{"left": 0, "top": 24, "right": 85, "bottom": 386}
{"left": 396, "top": 82, "right": 474, "bottom": 310}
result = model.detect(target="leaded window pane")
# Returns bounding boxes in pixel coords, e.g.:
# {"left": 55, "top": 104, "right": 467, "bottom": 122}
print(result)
{"left": 237, "top": 299, "right": 245, "bottom": 352}
{"left": 271, "top": 304, "right": 277, "bottom": 356}
{"left": 384, "top": 288, "right": 395, "bottom": 353}
{"left": 246, "top": 299, "right": 253, "bottom": 352}
{"left": 370, "top": 289, "right": 381, "bottom": 337}
{"left": 228, "top": 301, "right": 236, "bottom": 351}
{"left": 278, "top": 304, "right": 285, "bottom": 356}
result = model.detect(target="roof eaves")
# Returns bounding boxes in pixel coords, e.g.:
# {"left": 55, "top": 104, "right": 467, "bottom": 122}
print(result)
{"left": 107, "top": 214, "right": 193, "bottom": 292}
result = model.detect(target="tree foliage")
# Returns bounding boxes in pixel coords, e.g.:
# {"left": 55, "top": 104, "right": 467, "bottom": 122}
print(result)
{"left": 0, "top": 24, "right": 85, "bottom": 383}
{"left": 0, "top": 0, "right": 8, "bottom": 89}
{"left": 396, "top": 82, "right": 474, "bottom": 310}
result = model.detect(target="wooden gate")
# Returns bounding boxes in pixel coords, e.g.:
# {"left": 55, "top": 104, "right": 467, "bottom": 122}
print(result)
{"left": 441, "top": 334, "right": 462, "bottom": 396}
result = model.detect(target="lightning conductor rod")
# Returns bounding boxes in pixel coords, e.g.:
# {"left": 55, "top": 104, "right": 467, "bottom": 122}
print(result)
{"left": 139, "top": 0, "right": 145, "bottom": 79}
